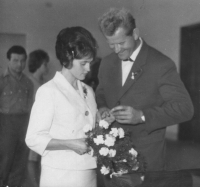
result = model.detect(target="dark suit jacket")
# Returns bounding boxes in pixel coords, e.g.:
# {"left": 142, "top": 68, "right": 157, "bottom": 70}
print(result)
{"left": 96, "top": 41, "right": 194, "bottom": 171}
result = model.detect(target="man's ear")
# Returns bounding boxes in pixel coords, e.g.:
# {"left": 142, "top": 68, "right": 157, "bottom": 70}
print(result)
{"left": 132, "top": 28, "right": 139, "bottom": 40}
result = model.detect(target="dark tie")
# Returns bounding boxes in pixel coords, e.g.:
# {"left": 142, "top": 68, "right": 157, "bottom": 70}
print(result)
{"left": 123, "top": 58, "right": 134, "bottom": 62}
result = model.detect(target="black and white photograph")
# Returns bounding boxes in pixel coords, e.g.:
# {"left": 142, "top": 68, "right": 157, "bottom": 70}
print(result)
{"left": 0, "top": 0, "right": 200, "bottom": 187}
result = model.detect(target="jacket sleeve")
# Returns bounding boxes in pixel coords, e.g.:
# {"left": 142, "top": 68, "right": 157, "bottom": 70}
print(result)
{"left": 25, "top": 85, "right": 54, "bottom": 156}
{"left": 143, "top": 60, "right": 194, "bottom": 133}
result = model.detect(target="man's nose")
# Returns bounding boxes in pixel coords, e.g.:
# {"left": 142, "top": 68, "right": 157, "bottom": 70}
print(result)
{"left": 17, "top": 61, "right": 23, "bottom": 67}
{"left": 114, "top": 44, "right": 121, "bottom": 53}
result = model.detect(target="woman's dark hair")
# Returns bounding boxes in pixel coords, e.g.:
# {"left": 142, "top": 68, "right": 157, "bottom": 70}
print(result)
{"left": 7, "top": 45, "right": 27, "bottom": 60}
{"left": 55, "top": 26, "right": 98, "bottom": 69}
{"left": 28, "top": 49, "right": 49, "bottom": 73}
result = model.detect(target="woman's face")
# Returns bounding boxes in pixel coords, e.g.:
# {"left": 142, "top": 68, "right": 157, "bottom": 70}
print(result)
{"left": 69, "top": 56, "right": 93, "bottom": 81}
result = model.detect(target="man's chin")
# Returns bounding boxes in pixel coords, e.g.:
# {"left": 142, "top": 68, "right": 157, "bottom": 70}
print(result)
{"left": 80, "top": 76, "right": 86, "bottom": 81}
{"left": 16, "top": 70, "right": 23, "bottom": 74}
{"left": 118, "top": 54, "right": 127, "bottom": 60}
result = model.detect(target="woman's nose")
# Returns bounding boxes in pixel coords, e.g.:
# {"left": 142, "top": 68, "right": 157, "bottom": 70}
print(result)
{"left": 85, "top": 63, "right": 90, "bottom": 72}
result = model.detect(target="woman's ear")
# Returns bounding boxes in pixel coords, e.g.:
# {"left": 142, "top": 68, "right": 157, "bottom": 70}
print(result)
{"left": 132, "top": 28, "right": 139, "bottom": 40}
{"left": 62, "top": 62, "right": 68, "bottom": 68}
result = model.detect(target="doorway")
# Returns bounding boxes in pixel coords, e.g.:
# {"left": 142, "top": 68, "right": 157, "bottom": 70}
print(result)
{"left": 178, "top": 23, "right": 200, "bottom": 142}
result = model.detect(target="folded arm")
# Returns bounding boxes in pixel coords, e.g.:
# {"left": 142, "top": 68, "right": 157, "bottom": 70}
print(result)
{"left": 25, "top": 86, "right": 89, "bottom": 156}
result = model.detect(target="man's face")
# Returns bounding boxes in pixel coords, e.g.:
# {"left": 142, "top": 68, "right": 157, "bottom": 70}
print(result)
{"left": 8, "top": 53, "right": 26, "bottom": 75}
{"left": 105, "top": 27, "right": 139, "bottom": 60}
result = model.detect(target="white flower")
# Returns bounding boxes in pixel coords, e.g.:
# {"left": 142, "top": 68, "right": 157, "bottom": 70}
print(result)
{"left": 108, "top": 149, "right": 116, "bottom": 157}
{"left": 110, "top": 169, "right": 128, "bottom": 178}
{"left": 100, "top": 165, "right": 110, "bottom": 175}
{"left": 93, "top": 135, "right": 104, "bottom": 145}
{"left": 141, "top": 175, "right": 145, "bottom": 181}
{"left": 129, "top": 148, "right": 138, "bottom": 157}
{"left": 99, "top": 120, "right": 110, "bottom": 129}
{"left": 104, "top": 134, "right": 116, "bottom": 147}
{"left": 118, "top": 128, "right": 125, "bottom": 138}
{"left": 109, "top": 128, "right": 118, "bottom": 137}
{"left": 132, "top": 164, "right": 139, "bottom": 171}
{"left": 99, "top": 147, "right": 109, "bottom": 156}
{"left": 83, "top": 124, "right": 92, "bottom": 133}
{"left": 118, "top": 159, "right": 127, "bottom": 162}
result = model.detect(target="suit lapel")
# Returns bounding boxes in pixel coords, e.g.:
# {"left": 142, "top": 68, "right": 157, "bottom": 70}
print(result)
{"left": 116, "top": 42, "right": 149, "bottom": 102}
{"left": 53, "top": 72, "right": 88, "bottom": 115}
{"left": 108, "top": 56, "right": 123, "bottom": 103}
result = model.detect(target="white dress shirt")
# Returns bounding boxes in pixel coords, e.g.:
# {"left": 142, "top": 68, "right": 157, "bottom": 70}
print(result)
{"left": 122, "top": 38, "right": 143, "bottom": 86}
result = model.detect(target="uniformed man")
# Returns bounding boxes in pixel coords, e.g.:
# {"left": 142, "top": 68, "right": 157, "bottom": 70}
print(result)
{"left": 0, "top": 45, "right": 34, "bottom": 187}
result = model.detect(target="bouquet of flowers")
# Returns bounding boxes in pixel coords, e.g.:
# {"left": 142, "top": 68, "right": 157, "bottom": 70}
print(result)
{"left": 83, "top": 120, "right": 145, "bottom": 178}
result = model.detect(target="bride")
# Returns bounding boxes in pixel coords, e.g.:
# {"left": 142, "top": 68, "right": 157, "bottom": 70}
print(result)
{"left": 26, "top": 26, "right": 102, "bottom": 187}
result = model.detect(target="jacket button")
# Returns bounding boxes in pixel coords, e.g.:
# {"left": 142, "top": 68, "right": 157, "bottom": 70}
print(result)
{"left": 85, "top": 111, "right": 89, "bottom": 116}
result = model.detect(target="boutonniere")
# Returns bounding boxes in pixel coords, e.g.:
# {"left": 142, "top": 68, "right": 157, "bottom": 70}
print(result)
{"left": 83, "top": 85, "right": 88, "bottom": 99}
{"left": 131, "top": 72, "right": 135, "bottom": 80}
{"left": 131, "top": 68, "right": 143, "bottom": 80}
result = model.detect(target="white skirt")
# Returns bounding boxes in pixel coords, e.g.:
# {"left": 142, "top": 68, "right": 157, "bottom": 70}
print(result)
{"left": 40, "top": 165, "right": 97, "bottom": 187}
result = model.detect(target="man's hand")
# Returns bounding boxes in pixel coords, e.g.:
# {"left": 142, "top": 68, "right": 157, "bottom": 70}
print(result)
{"left": 97, "top": 107, "right": 115, "bottom": 124}
{"left": 110, "top": 105, "right": 143, "bottom": 125}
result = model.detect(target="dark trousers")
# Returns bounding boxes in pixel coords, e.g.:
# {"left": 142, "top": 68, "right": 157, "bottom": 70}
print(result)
{"left": 0, "top": 113, "right": 30, "bottom": 187}
{"left": 139, "top": 170, "right": 192, "bottom": 187}
{"left": 102, "top": 170, "right": 192, "bottom": 187}
{"left": 103, "top": 172, "right": 143, "bottom": 187}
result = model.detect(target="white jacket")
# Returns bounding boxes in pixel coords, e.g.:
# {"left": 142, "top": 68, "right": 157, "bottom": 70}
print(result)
{"left": 26, "top": 72, "right": 97, "bottom": 170}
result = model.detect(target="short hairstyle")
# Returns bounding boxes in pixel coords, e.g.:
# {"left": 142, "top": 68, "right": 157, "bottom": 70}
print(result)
{"left": 55, "top": 26, "right": 98, "bottom": 69}
{"left": 98, "top": 8, "right": 136, "bottom": 36}
{"left": 28, "top": 49, "right": 49, "bottom": 73}
{"left": 7, "top": 45, "right": 27, "bottom": 60}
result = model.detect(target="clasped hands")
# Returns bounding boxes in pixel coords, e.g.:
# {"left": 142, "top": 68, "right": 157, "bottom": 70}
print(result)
{"left": 97, "top": 105, "right": 144, "bottom": 125}
{"left": 72, "top": 138, "right": 90, "bottom": 155}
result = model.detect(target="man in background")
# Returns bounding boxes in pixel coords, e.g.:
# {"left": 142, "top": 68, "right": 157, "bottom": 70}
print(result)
{"left": 0, "top": 45, "right": 34, "bottom": 187}
{"left": 96, "top": 8, "right": 194, "bottom": 187}
{"left": 28, "top": 49, "right": 49, "bottom": 98}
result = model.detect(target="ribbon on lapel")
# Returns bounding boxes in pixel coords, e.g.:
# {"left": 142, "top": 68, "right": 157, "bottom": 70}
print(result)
{"left": 113, "top": 41, "right": 149, "bottom": 105}
{"left": 116, "top": 68, "right": 143, "bottom": 102}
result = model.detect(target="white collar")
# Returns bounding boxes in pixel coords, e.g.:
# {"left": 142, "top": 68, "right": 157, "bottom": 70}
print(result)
{"left": 129, "top": 37, "right": 143, "bottom": 61}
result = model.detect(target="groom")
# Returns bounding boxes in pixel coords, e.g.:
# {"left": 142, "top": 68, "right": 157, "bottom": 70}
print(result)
{"left": 96, "top": 8, "right": 194, "bottom": 187}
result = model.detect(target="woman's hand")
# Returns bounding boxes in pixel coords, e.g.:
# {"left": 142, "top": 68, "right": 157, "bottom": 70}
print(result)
{"left": 71, "top": 138, "right": 89, "bottom": 155}
{"left": 45, "top": 138, "right": 90, "bottom": 155}
{"left": 97, "top": 107, "right": 115, "bottom": 125}
{"left": 98, "top": 107, "right": 111, "bottom": 119}
{"left": 104, "top": 112, "right": 115, "bottom": 124}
